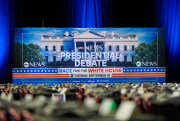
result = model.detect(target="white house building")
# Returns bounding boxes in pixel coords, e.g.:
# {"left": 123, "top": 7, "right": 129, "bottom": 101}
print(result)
{"left": 41, "top": 31, "right": 139, "bottom": 62}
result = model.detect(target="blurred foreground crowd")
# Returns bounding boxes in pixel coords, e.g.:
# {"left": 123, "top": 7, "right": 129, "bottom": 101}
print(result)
{"left": 0, "top": 83, "right": 180, "bottom": 121}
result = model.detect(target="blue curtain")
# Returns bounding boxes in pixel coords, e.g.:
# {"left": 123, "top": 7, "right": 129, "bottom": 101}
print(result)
{"left": 158, "top": 0, "right": 180, "bottom": 81}
{"left": 68, "top": 0, "right": 108, "bottom": 27}
{"left": 0, "top": 0, "right": 13, "bottom": 83}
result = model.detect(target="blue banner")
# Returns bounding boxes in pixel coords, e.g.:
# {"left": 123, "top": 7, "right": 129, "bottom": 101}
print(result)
{"left": 13, "top": 28, "right": 166, "bottom": 85}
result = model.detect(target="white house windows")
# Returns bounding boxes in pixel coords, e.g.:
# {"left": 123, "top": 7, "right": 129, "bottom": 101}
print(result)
{"left": 69, "top": 46, "right": 72, "bottom": 52}
{"left": 45, "top": 56, "right": 48, "bottom": 63}
{"left": 109, "top": 45, "right": 112, "bottom": 51}
{"left": 132, "top": 45, "right": 135, "bottom": 51}
{"left": 45, "top": 46, "right": 48, "bottom": 51}
{"left": 124, "top": 55, "right": 127, "bottom": 62}
{"left": 53, "top": 46, "right": 56, "bottom": 51}
{"left": 116, "top": 45, "right": 119, "bottom": 51}
{"left": 124, "top": 45, "right": 127, "bottom": 51}
{"left": 132, "top": 55, "right": 134, "bottom": 61}
{"left": 53, "top": 56, "right": 56, "bottom": 62}
{"left": 61, "top": 46, "right": 64, "bottom": 51}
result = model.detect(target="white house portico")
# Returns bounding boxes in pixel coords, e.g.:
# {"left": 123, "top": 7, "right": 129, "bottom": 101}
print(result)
{"left": 41, "top": 31, "right": 139, "bottom": 62}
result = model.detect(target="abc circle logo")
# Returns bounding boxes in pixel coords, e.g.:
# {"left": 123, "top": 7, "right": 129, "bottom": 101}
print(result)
{"left": 136, "top": 61, "right": 141, "bottom": 67}
{"left": 70, "top": 74, "right": 74, "bottom": 77}
{"left": 24, "top": 62, "right": 29, "bottom": 68}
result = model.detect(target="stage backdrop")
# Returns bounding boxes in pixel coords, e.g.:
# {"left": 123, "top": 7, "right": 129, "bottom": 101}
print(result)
{"left": 13, "top": 28, "right": 166, "bottom": 85}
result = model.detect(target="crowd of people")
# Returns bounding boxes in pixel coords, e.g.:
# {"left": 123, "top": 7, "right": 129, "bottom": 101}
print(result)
{"left": 0, "top": 83, "right": 179, "bottom": 121}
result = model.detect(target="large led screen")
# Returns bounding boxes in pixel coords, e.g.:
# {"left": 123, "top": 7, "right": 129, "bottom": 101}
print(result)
{"left": 13, "top": 28, "right": 166, "bottom": 85}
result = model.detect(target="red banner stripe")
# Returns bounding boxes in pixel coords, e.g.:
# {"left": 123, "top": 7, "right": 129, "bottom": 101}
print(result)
{"left": 13, "top": 74, "right": 69, "bottom": 78}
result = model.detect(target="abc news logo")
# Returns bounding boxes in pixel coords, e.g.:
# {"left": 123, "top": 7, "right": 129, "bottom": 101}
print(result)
{"left": 136, "top": 61, "right": 157, "bottom": 67}
{"left": 24, "top": 62, "right": 45, "bottom": 68}
{"left": 77, "top": 45, "right": 103, "bottom": 52}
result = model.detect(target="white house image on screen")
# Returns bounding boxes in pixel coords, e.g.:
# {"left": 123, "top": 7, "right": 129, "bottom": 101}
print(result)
{"left": 41, "top": 31, "right": 139, "bottom": 62}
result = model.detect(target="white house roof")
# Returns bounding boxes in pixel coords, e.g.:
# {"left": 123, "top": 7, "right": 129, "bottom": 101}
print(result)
{"left": 73, "top": 31, "right": 105, "bottom": 39}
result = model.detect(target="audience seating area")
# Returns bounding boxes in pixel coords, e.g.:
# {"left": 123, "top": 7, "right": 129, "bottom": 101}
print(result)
{"left": 0, "top": 83, "right": 180, "bottom": 121}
